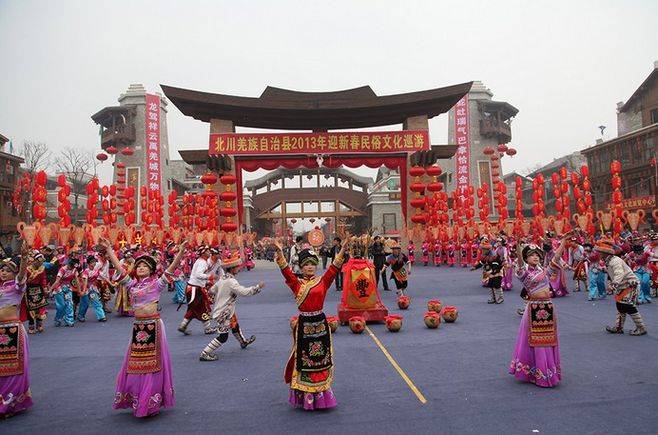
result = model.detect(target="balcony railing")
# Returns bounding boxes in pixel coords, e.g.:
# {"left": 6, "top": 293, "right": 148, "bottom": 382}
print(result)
{"left": 479, "top": 119, "right": 512, "bottom": 142}
{"left": 101, "top": 124, "right": 135, "bottom": 148}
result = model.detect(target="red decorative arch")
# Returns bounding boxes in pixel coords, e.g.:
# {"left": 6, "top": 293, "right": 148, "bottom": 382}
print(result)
{"left": 235, "top": 155, "right": 408, "bottom": 225}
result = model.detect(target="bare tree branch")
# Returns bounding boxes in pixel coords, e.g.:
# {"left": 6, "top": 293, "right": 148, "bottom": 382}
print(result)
{"left": 19, "top": 140, "right": 51, "bottom": 174}
{"left": 55, "top": 147, "right": 92, "bottom": 211}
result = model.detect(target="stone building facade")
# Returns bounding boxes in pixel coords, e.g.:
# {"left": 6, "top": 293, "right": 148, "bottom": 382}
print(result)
{"left": 438, "top": 81, "right": 518, "bottom": 218}
{"left": 92, "top": 84, "right": 172, "bottom": 222}
{"left": 367, "top": 167, "right": 402, "bottom": 237}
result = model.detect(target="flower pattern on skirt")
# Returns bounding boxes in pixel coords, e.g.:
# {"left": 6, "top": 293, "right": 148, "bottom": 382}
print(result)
{"left": 509, "top": 358, "right": 561, "bottom": 382}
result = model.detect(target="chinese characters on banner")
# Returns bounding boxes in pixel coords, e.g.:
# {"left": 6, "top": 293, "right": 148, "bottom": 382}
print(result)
{"left": 454, "top": 95, "right": 470, "bottom": 199}
{"left": 208, "top": 130, "right": 429, "bottom": 155}
{"left": 145, "top": 94, "right": 161, "bottom": 191}
{"left": 606, "top": 195, "right": 655, "bottom": 211}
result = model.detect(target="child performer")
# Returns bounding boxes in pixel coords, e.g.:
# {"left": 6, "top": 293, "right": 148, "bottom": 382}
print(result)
{"left": 199, "top": 253, "right": 265, "bottom": 361}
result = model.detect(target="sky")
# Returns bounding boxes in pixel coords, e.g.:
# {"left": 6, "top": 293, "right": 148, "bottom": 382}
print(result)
{"left": 1, "top": 0, "right": 657, "bottom": 185}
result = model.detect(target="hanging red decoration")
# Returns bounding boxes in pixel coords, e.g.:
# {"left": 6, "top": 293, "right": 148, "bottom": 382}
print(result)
{"left": 96, "top": 153, "right": 108, "bottom": 162}
{"left": 426, "top": 165, "right": 442, "bottom": 177}
{"left": 483, "top": 146, "right": 495, "bottom": 156}
{"left": 120, "top": 147, "right": 134, "bottom": 156}
{"left": 409, "top": 166, "right": 426, "bottom": 177}
{"left": 201, "top": 172, "right": 218, "bottom": 186}
{"left": 506, "top": 148, "right": 517, "bottom": 157}
{"left": 497, "top": 143, "right": 508, "bottom": 153}
{"left": 106, "top": 146, "right": 118, "bottom": 155}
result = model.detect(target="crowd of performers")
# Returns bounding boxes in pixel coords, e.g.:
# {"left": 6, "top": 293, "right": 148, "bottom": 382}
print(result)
{"left": 1, "top": 228, "right": 656, "bottom": 419}
{"left": 0, "top": 239, "right": 260, "bottom": 419}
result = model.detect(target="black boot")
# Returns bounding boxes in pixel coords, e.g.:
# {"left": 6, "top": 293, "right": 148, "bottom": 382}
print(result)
{"left": 232, "top": 324, "right": 256, "bottom": 349}
{"left": 605, "top": 313, "right": 625, "bottom": 334}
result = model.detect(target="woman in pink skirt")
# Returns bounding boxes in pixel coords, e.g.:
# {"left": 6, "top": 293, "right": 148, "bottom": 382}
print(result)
{"left": 100, "top": 238, "right": 187, "bottom": 417}
{"left": 509, "top": 233, "right": 570, "bottom": 388}
{"left": 0, "top": 243, "right": 32, "bottom": 418}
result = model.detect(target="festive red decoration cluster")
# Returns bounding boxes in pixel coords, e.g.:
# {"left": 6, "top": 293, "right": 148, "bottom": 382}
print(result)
{"left": 610, "top": 160, "right": 623, "bottom": 234}
{"left": 56, "top": 174, "right": 72, "bottom": 227}
{"left": 32, "top": 171, "right": 48, "bottom": 222}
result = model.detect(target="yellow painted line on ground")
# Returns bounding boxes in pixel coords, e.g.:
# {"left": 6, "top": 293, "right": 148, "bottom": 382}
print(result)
{"left": 365, "top": 325, "right": 427, "bottom": 405}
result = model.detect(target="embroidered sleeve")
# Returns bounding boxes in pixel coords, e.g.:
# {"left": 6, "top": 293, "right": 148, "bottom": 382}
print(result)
{"left": 514, "top": 263, "right": 528, "bottom": 279}
{"left": 231, "top": 278, "right": 261, "bottom": 297}
{"left": 157, "top": 275, "right": 171, "bottom": 292}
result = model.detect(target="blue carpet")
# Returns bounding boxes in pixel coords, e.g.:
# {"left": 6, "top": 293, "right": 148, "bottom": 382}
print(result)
{"left": 3, "top": 265, "right": 657, "bottom": 434}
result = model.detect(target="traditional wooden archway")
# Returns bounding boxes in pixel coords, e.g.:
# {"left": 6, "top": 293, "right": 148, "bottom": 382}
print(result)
{"left": 164, "top": 82, "right": 471, "bottom": 240}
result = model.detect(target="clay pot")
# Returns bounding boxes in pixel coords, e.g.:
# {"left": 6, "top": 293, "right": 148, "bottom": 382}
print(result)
{"left": 349, "top": 316, "right": 366, "bottom": 334}
{"left": 427, "top": 299, "right": 442, "bottom": 313}
{"left": 397, "top": 295, "right": 411, "bottom": 310}
{"left": 442, "top": 306, "right": 459, "bottom": 323}
{"left": 424, "top": 311, "right": 441, "bottom": 329}
{"left": 327, "top": 316, "right": 339, "bottom": 333}
{"left": 290, "top": 316, "right": 298, "bottom": 331}
{"left": 385, "top": 315, "right": 403, "bottom": 332}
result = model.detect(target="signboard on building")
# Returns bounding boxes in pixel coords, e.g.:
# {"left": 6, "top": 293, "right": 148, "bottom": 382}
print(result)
{"left": 209, "top": 131, "right": 429, "bottom": 155}
{"left": 606, "top": 195, "right": 655, "bottom": 211}
{"left": 453, "top": 95, "right": 470, "bottom": 198}
{"left": 145, "top": 94, "right": 161, "bottom": 191}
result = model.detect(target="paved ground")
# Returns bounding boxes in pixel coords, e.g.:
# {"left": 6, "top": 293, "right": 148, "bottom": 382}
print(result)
{"left": 4, "top": 262, "right": 658, "bottom": 434}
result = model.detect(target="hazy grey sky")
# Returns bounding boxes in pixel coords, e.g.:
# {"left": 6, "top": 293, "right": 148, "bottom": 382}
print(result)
{"left": 1, "top": 0, "right": 657, "bottom": 184}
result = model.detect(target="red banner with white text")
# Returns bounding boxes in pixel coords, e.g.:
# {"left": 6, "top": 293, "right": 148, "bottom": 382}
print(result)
{"left": 454, "top": 95, "right": 470, "bottom": 199}
{"left": 209, "top": 130, "right": 429, "bottom": 155}
{"left": 145, "top": 93, "right": 161, "bottom": 191}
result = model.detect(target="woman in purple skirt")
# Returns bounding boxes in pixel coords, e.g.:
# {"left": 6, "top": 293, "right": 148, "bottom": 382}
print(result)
{"left": 100, "top": 238, "right": 187, "bottom": 418}
{"left": 0, "top": 243, "right": 32, "bottom": 418}
{"left": 509, "top": 233, "right": 570, "bottom": 388}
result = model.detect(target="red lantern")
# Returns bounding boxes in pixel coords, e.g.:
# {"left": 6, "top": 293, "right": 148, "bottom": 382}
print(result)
{"left": 581, "top": 165, "right": 589, "bottom": 177}
{"left": 121, "top": 147, "right": 134, "bottom": 156}
{"left": 410, "top": 182, "right": 426, "bottom": 193}
{"left": 410, "top": 198, "right": 426, "bottom": 209}
{"left": 116, "top": 162, "right": 125, "bottom": 169}
{"left": 611, "top": 176, "right": 622, "bottom": 190}
{"left": 201, "top": 172, "right": 218, "bottom": 186}
{"left": 483, "top": 146, "right": 495, "bottom": 156}
{"left": 96, "top": 153, "right": 108, "bottom": 162}
{"left": 426, "top": 165, "right": 442, "bottom": 177}
{"left": 426, "top": 182, "right": 443, "bottom": 192}
{"left": 220, "top": 222, "right": 238, "bottom": 232}
{"left": 409, "top": 166, "right": 426, "bottom": 177}
{"left": 219, "top": 207, "right": 237, "bottom": 217}
{"left": 559, "top": 167, "right": 568, "bottom": 180}
{"left": 610, "top": 160, "right": 621, "bottom": 174}
{"left": 506, "top": 148, "right": 517, "bottom": 157}
{"left": 220, "top": 174, "right": 237, "bottom": 185}
{"left": 490, "top": 154, "right": 500, "bottom": 162}
{"left": 411, "top": 213, "right": 427, "bottom": 224}
{"left": 551, "top": 173, "right": 559, "bottom": 184}
{"left": 497, "top": 143, "right": 508, "bottom": 153}
{"left": 106, "top": 146, "right": 118, "bottom": 155}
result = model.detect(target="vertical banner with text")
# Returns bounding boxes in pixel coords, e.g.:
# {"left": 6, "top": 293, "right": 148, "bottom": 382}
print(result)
{"left": 145, "top": 94, "right": 161, "bottom": 191}
{"left": 454, "top": 95, "right": 470, "bottom": 199}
